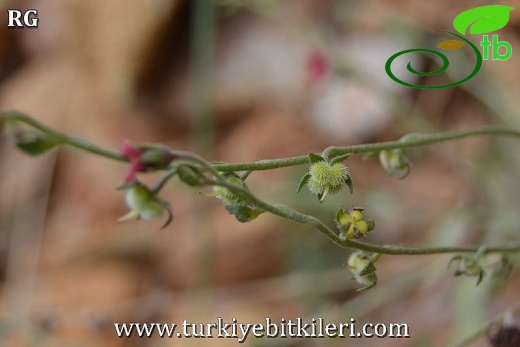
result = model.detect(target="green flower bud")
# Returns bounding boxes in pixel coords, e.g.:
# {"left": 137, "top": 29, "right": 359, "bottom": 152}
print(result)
{"left": 118, "top": 182, "right": 173, "bottom": 228}
{"left": 12, "top": 128, "right": 58, "bottom": 156}
{"left": 449, "top": 255, "right": 485, "bottom": 285}
{"left": 379, "top": 149, "right": 410, "bottom": 178}
{"left": 211, "top": 173, "right": 247, "bottom": 204}
{"left": 347, "top": 252, "right": 378, "bottom": 291}
{"left": 177, "top": 165, "right": 204, "bottom": 186}
{"left": 209, "top": 173, "right": 263, "bottom": 223}
{"left": 224, "top": 203, "right": 263, "bottom": 223}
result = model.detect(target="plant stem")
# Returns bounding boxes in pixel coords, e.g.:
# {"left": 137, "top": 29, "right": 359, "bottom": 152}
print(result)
{"left": 212, "top": 126, "right": 520, "bottom": 171}
{"left": 151, "top": 167, "right": 177, "bottom": 194}
{"left": 4, "top": 111, "right": 520, "bottom": 172}
{"left": 207, "top": 179, "right": 520, "bottom": 256}
{"left": 323, "top": 125, "right": 520, "bottom": 159}
{"left": 1, "top": 111, "right": 128, "bottom": 162}
{"left": 3, "top": 112, "right": 520, "bottom": 256}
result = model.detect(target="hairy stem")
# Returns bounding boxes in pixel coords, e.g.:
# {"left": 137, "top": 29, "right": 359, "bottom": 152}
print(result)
{"left": 1, "top": 111, "right": 128, "bottom": 162}
{"left": 207, "top": 179, "right": 520, "bottom": 256}
{"left": 212, "top": 126, "right": 520, "bottom": 171}
{"left": 3, "top": 111, "right": 520, "bottom": 256}
{"left": 4, "top": 111, "right": 520, "bottom": 171}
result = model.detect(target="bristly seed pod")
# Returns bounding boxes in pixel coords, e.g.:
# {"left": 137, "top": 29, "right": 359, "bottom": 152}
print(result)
{"left": 297, "top": 152, "right": 353, "bottom": 202}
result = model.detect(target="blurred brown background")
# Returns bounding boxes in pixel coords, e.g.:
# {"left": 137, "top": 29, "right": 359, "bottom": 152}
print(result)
{"left": 1, "top": 0, "right": 520, "bottom": 346}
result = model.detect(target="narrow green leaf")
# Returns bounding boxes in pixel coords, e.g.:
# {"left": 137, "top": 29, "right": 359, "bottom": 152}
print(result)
{"left": 161, "top": 205, "right": 174, "bottom": 229}
{"left": 117, "top": 210, "right": 140, "bottom": 223}
{"left": 318, "top": 187, "right": 329, "bottom": 203}
{"left": 475, "top": 271, "right": 484, "bottom": 286}
{"left": 331, "top": 153, "right": 352, "bottom": 165}
{"left": 308, "top": 152, "right": 325, "bottom": 164}
{"left": 359, "top": 263, "right": 376, "bottom": 276}
{"left": 15, "top": 133, "right": 58, "bottom": 156}
{"left": 448, "top": 256, "right": 463, "bottom": 269}
{"left": 296, "top": 173, "right": 311, "bottom": 193}
{"left": 453, "top": 5, "right": 514, "bottom": 35}
{"left": 344, "top": 175, "right": 354, "bottom": 194}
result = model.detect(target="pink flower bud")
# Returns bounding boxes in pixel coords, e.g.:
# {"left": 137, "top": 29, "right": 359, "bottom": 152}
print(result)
{"left": 120, "top": 140, "right": 175, "bottom": 182}
{"left": 307, "top": 50, "right": 329, "bottom": 84}
{"left": 121, "top": 140, "right": 146, "bottom": 182}
{"left": 121, "top": 139, "right": 143, "bottom": 160}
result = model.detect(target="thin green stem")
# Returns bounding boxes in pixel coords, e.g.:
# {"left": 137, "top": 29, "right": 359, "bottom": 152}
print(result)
{"left": 1, "top": 111, "right": 128, "bottom": 162}
{"left": 5, "top": 111, "right": 520, "bottom": 172}
{"left": 212, "top": 126, "right": 520, "bottom": 171}
{"left": 169, "top": 150, "right": 225, "bottom": 180}
{"left": 206, "top": 179, "right": 520, "bottom": 256}
{"left": 3, "top": 111, "right": 520, "bottom": 256}
{"left": 151, "top": 167, "right": 177, "bottom": 194}
{"left": 323, "top": 125, "right": 520, "bottom": 159}
{"left": 213, "top": 156, "right": 310, "bottom": 172}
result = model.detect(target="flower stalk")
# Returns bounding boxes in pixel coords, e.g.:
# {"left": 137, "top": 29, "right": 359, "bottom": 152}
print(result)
{"left": 2, "top": 111, "right": 520, "bottom": 258}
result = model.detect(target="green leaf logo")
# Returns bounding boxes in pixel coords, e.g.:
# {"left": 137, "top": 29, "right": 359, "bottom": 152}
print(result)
{"left": 453, "top": 5, "right": 514, "bottom": 35}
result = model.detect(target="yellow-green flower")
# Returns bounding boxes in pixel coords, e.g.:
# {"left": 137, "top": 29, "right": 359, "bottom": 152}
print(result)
{"left": 336, "top": 207, "right": 375, "bottom": 240}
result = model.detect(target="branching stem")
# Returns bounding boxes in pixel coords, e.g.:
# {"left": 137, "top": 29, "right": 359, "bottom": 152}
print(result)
{"left": 3, "top": 111, "right": 520, "bottom": 256}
